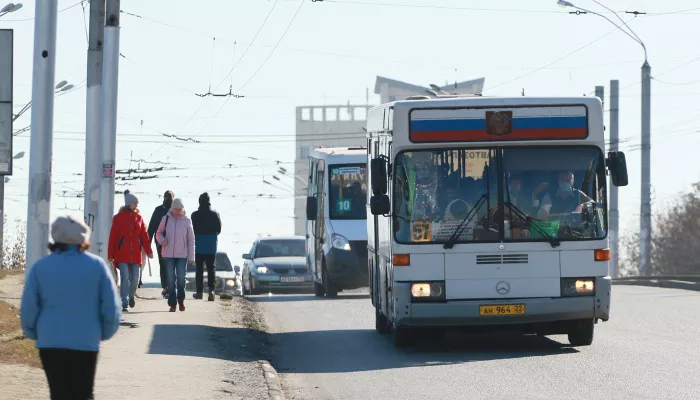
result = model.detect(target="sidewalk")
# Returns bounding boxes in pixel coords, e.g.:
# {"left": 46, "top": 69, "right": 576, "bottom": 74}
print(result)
{"left": 0, "top": 283, "right": 274, "bottom": 400}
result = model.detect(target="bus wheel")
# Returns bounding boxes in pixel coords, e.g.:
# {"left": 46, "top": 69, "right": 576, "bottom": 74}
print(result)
{"left": 322, "top": 264, "right": 338, "bottom": 298}
{"left": 393, "top": 324, "right": 412, "bottom": 347}
{"left": 314, "top": 281, "right": 325, "bottom": 297}
{"left": 375, "top": 308, "right": 390, "bottom": 334}
{"left": 568, "top": 319, "right": 594, "bottom": 346}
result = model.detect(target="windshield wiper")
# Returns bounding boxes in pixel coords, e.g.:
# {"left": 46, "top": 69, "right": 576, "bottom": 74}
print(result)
{"left": 443, "top": 194, "right": 487, "bottom": 249}
{"left": 503, "top": 201, "right": 560, "bottom": 248}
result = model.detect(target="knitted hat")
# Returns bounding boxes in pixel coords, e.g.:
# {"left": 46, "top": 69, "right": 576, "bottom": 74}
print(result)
{"left": 51, "top": 215, "right": 90, "bottom": 245}
{"left": 199, "top": 192, "right": 210, "bottom": 206}
{"left": 172, "top": 198, "right": 184, "bottom": 209}
{"left": 124, "top": 190, "right": 138, "bottom": 207}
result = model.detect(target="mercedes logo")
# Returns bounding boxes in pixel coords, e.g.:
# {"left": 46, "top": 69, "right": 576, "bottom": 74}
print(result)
{"left": 496, "top": 281, "right": 510, "bottom": 295}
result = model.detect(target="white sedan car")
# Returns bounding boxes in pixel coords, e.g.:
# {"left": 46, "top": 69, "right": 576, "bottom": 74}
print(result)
{"left": 185, "top": 252, "right": 242, "bottom": 299}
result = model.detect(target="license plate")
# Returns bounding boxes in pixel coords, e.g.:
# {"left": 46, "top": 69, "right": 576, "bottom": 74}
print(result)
{"left": 280, "top": 276, "right": 305, "bottom": 283}
{"left": 479, "top": 304, "right": 525, "bottom": 316}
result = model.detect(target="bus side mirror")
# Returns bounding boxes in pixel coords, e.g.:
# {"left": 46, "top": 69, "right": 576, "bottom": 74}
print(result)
{"left": 370, "top": 194, "right": 390, "bottom": 215}
{"left": 370, "top": 158, "right": 387, "bottom": 195}
{"left": 306, "top": 197, "right": 318, "bottom": 220}
{"left": 607, "top": 151, "right": 628, "bottom": 187}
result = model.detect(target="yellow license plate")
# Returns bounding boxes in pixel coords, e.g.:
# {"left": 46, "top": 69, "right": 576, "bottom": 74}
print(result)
{"left": 479, "top": 304, "right": 526, "bottom": 316}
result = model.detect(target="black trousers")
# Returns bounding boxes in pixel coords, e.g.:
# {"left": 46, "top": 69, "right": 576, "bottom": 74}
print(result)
{"left": 157, "top": 244, "right": 167, "bottom": 289}
{"left": 195, "top": 253, "right": 216, "bottom": 293}
{"left": 40, "top": 348, "right": 98, "bottom": 400}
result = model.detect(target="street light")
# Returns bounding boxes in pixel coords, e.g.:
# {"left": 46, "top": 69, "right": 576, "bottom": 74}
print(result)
{"left": 0, "top": 2, "right": 23, "bottom": 17}
{"left": 13, "top": 80, "right": 75, "bottom": 121}
{"left": 557, "top": 0, "right": 652, "bottom": 276}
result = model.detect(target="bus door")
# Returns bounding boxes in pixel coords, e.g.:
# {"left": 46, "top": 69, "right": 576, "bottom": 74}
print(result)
{"left": 314, "top": 159, "right": 326, "bottom": 280}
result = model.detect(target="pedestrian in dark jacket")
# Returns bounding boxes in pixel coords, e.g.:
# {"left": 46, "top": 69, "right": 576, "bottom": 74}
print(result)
{"left": 108, "top": 191, "right": 154, "bottom": 312}
{"left": 148, "top": 190, "right": 174, "bottom": 298}
{"left": 191, "top": 192, "right": 222, "bottom": 301}
{"left": 21, "top": 215, "right": 121, "bottom": 400}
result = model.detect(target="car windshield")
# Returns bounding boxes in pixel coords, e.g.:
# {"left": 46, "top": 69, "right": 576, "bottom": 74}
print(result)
{"left": 328, "top": 164, "right": 367, "bottom": 220}
{"left": 255, "top": 240, "right": 305, "bottom": 258}
{"left": 393, "top": 146, "right": 606, "bottom": 244}
{"left": 215, "top": 253, "right": 233, "bottom": 271}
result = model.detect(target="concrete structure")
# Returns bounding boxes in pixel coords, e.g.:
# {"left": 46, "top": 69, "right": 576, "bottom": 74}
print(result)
{"left": 293, "top": 75, "right": 486, "bottom": 235}
{"left": 374, "top": 76, "right": 485, "bottom": 104}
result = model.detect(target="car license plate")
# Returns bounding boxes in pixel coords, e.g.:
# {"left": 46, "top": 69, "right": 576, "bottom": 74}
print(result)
{"left": 479, "top": 304, "right": 525, "bottom": 316}
{"left": 280, "top": 276, "right": 305, "bottom": 283}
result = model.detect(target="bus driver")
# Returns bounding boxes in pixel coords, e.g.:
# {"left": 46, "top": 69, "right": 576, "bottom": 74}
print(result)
{"left": 536, "top": 171, "right": 593, "bottom": 220}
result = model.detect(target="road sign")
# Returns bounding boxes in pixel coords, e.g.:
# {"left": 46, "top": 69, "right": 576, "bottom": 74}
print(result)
{"left": 102, "top": 163, "right": 113, "bottom": 178}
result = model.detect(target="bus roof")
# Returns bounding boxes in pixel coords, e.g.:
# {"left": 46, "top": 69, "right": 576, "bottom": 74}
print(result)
{"left": 309, "top": 147, "right": 367, "bottom": 164}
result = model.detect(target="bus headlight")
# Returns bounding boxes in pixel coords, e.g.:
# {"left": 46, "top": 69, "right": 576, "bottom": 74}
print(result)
{"left": 410, "top": 282, "right": 445, "bottom": 301}
{"left": 331, "top": 234, "right": 351, "bottom": 251}
{"left": 561, "top": 278, "right": 595, "bottom": 296}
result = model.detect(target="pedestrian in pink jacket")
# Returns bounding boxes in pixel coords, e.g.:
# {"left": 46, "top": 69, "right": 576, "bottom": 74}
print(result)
{"left": 155, "top": 198, "right": 195, "bottom": 312}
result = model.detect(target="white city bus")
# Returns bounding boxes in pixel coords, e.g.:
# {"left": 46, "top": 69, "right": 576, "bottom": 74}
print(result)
{"left": 366, "top": 96, "right": 628, "bottom": 347}
{"left": 305, "top": 147, "right": 369, "bottom": 298}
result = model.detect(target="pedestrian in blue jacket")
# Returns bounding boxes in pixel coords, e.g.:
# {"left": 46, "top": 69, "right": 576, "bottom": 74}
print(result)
{"left": 20, "top": 215, "right": 121, "bottom": 400}
{"left": 191, "top": 192, "right": 222, "bottom": 301}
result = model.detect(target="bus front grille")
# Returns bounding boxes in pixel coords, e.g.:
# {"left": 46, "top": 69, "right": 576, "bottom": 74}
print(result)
{"left": 476, "top": 254, "right": 529, "bottom": 265}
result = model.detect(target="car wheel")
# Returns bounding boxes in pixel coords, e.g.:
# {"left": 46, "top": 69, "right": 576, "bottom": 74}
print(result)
{"left": 313, "top": 281, "right": 325, "bottom": 297}
{"left": 322, "top": 264, "right": 338, "bottom": 298}
{"left": 568, "top": 318, "right": 594, "bottom": 346}
{"left": 243, "top": 273, "right": 251, "bottom": 296}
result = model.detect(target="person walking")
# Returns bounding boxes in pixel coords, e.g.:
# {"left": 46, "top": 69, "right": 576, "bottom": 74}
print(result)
{"left": 191, "top": 192, "right": 222, "bottom": 301}
{"left": 148, "top": 190, "right": 175, "bottom": 298}
{"left": 156, "top": 197, "right": 195, "bottom": 312}
{"left": 20, "top": 215, "right": 121, "bottom": 400}
{"left": 108, "top": 190, "right": 154, "bottom": 312}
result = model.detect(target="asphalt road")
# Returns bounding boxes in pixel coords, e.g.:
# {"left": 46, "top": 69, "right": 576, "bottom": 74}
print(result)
{"left": 251, "top": 286, "right": 700, "bottom": 400}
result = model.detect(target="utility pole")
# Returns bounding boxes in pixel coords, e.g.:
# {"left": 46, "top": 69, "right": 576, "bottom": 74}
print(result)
{"left": 83, "top": 0, "right": 105, "bottom": 253}
{"left": 609, "top": 80, "right": 620, "bottom": 278}
{"left": 96, "top": 0, "right": 119, "bottom": 259}
{"left": 640, "top": 62, "right": 652, "bottom": 276}
{"left": 0, "top": 30, "right": 13, "bottom": 262}
{"left": 25, "top": 1, "right": 59, "bottom": 269}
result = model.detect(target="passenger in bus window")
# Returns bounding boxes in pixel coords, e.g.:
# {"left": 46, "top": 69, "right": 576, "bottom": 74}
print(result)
{"left": 536, "top": 171, "right": 593, "bottom": 220}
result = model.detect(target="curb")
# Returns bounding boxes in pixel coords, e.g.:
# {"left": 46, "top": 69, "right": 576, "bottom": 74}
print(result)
{"left": 260, "top": 360, "right": 286, "bottom": 400}
{"left": 613, "top": 279, "right": 700, "bottom": 292}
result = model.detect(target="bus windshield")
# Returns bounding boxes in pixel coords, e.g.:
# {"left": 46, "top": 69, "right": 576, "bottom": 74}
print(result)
{"left": 328, "top": 164, "right": 367, "bottom": 220}
{"left": 393, "top": 146, "right": 607, "bottom": 244}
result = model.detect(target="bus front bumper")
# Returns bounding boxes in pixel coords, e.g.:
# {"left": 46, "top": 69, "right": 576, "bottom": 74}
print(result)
{"left": 395, "top": 277, "right": 611, "bottom": 329}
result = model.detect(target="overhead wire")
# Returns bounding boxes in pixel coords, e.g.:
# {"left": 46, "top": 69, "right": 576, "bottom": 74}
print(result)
{"left": 484, "top": 20, "right": 630, "bottom": 92}
{"left": 147, "top": 0, "right": 281, "bottom": 159}
{"left": 234, "top": 0, "right": 305, "bottom": 94}
{"left": 2, "top": 0, "right": 85, "bottom": 22}
{"left": 163, "top": 0, "right": 305, "bottom": 160}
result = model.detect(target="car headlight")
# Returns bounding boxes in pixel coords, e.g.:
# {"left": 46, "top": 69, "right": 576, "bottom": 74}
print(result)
{"left": 331, "top": 233, "right": 351, "bottom": 251}
{"left": 226, "top": 279, "right": 235, "bottom": 287}
{"left": 410, "top": 282, "right": 445, "bottom": 302}
{"left": 561, "top": 278, "right": 595, "bottom": 296}
{"left": 256, "top": 266, "right": 269, "bottom": 274}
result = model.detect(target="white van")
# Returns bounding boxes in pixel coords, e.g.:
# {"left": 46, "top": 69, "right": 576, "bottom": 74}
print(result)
{"left": 305, "top": 147, "right": 368, "bottom": 298}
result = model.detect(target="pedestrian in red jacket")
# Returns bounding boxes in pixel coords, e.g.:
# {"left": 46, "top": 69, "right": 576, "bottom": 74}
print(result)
{"left": 108, "top": 191, "right": 153, "bottom": 312}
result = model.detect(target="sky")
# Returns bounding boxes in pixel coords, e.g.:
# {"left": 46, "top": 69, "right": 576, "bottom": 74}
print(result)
{"left": 3, "top": 0, "right": 700, "bottom": 275}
